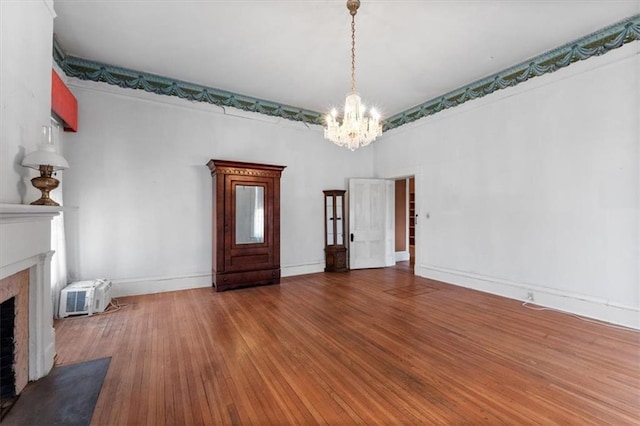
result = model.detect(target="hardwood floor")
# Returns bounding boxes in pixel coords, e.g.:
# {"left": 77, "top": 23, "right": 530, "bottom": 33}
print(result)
{"left": 54, "top": 267, "right": 640, "bottom": 425}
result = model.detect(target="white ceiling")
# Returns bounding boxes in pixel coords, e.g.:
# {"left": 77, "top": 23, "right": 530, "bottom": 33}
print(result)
{"left": 52, "top": 0, "right": 640, "bottom": 118}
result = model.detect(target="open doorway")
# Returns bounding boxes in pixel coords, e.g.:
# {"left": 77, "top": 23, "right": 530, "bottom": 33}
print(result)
{"left": 348, "top": 177, "right": 413, "bottom": 272}
{"left": 394, "top": 177, "right": 415, "bottom": 273}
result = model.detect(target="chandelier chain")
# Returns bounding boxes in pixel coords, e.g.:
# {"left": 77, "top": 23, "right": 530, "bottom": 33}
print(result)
{"left": 351, "top": 14, "right": 356, "bottom": 93}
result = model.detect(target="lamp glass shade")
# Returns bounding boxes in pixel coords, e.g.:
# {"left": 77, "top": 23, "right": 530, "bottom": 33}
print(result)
{"left": 21, "top": 125, "right": 69, "bottom": 170}
{"left": 22, "top": 148, "right": 69, "bottom": 170}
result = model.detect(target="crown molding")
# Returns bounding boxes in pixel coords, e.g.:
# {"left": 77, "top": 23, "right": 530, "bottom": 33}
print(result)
{"left": 383, "top": 15, "right": 640, "bottom": 131}
{"left": 43, "top": 0, "right": 56, "bottom": 19}
{"left": 52, "top": 38, "right": 325, "bottom": 127}
{"left": 52, "top": 14, "right": 639, "bottom": 132}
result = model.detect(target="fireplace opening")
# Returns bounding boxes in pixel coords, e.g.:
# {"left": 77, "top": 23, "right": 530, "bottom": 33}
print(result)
{"left": 0, "top": 296, "right": 17, "bottom": 419}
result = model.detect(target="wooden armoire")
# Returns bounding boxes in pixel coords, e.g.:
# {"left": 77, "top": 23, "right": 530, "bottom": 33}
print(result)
{"left": 207, "top": 159, "right": 286, "bottom": 291}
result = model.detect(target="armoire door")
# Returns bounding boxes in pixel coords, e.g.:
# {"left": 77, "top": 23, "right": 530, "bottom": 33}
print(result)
{"left": 225, "top": 175, "right": 275, "bottom": 272}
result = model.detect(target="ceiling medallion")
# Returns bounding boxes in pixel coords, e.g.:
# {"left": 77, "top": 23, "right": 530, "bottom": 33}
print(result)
{"left": 324, "top": 0, "right": 382, "bottom": 151}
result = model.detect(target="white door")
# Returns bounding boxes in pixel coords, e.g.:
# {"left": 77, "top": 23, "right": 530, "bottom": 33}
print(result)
{"left": 349, "top": 179, "right": 395, "bottom": 269}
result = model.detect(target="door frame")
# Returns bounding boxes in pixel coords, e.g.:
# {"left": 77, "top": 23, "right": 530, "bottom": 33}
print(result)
{"left": 380, "top": 168, "right": 421, "bottom": 275}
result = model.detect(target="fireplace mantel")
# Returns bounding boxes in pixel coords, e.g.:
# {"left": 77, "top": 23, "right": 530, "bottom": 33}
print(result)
{"left": 0, "top": 203, "right": 65, "bottom": 383}
{"left": 0, "top": 203, "right": 67, "bottom": 219}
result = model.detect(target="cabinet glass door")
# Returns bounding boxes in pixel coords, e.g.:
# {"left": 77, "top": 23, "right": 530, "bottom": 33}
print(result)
{"left": 335, "top": 194, "right": 344, "bottom": 245}
{"left": 324, "top": 190, "right": 346, "bottom": 248}
{"left": 323, "top": 189, "right": 348, "bottom": 272}
{"left": 326, "top": 195, "right": 334, "bottom": 245}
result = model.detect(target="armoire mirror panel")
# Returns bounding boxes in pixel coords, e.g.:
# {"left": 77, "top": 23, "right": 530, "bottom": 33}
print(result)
{"left": 235, "top": 185, "right": 265, "bottom": 245}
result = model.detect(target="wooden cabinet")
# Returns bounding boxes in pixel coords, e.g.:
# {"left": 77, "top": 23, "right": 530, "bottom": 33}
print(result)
{"left": 324, "top": 190, "right": 348, "bottom": 272}
{"left": 207, "top": 159, "right": 286, "bottom": 291}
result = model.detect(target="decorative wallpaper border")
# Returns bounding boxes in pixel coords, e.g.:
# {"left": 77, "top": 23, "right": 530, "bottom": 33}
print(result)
{"left": 52, "top": 39, "right": 325, "bottom": 126}
{"left": 53, "top": 14, "right": 639, "bottom": 132}
{"left": 383, "top": 15, "right": 639, "bottom": 131}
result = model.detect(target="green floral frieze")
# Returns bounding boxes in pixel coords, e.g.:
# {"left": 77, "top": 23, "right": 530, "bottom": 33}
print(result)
{"left": 53, "top": 14, "right": 639, "bottom": 132}
{"left": 53, "top": 38, "right": 324, "bottom": 126}
{"left": 383, "top": 15, "right": 639, "bottom": 131}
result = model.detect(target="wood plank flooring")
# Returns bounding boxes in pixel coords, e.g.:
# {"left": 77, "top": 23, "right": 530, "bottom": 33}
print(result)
{"left": 54, "top": 266, "right": 640, "bottom": 425}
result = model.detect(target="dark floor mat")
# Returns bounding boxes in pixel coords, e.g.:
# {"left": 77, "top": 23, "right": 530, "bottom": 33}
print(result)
{"left": 2, "top": 357, "right": 110, "bottom": 426}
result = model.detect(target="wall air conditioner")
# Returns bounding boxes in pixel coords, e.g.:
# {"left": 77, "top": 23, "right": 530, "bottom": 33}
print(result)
{"left": 59, "top": 279, "right": 112, "bottom": 318}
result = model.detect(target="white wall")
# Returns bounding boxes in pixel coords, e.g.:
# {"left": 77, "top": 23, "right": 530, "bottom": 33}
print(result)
{"left": 0, "top": 0, "right": 56, "bottom": 204}
{"left": 374, "top": 42, "right": 639, "bottom": 329}
{"left": 56, "top": 14, "right": 638, "bottom": 328}
{"left": 62, "top": 82, "right": 373, "bottom": 296}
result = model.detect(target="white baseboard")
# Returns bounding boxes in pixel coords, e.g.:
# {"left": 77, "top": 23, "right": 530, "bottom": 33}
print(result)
{"left": 43, "top": 340, "right": 55, "bottom": 377}
{"left": 111, "top": 273, "right": 211, "bottom": 297}
{"left": 110, "top": 263, "right": 326, "bottom": 297}
{"left": 417, "top": 264, "right": 639, "bottom": 330}
{"left": 32, "top": 338, "right": 56, "bottom": 380}
{"left": 395, "top": 251, "right": 410, "bottom": 262}
{"left": 282, "top": 262, "right": 325, "bottom": 277}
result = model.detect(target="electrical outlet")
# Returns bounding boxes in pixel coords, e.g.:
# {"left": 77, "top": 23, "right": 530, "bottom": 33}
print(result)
{"left": 526, "top": 292, "right": 534, "bottom": 301}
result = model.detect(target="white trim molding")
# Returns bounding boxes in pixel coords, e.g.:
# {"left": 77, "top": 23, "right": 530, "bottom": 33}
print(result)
{"left": 417, "top": 263, "right": 640, "bottom": 330}
{"left": 282, "top": 262, "right": 325, "bottom": 278}
{"left": 0, "top": 204, "right": 61, "bottom": 380}
{"left": 110, "top": 273, "right": 210, "bottom": 297}
{"left": 43, "top": 0, "right": 56, "bottom": 19}
{"left": 109, "top": 261, "right": 326, "bottom": 297}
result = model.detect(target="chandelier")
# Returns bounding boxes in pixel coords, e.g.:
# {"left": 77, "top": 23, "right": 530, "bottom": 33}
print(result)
{"left": 324, "top": 0, "right": 382, "bottom": 151}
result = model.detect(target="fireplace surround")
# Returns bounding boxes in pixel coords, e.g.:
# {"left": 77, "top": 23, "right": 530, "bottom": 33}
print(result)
{"left": 0, "top": 297, "right": 17, "bottom": 400}
{"left": 0, "top": 204, "right": 59, "bottom": 396}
